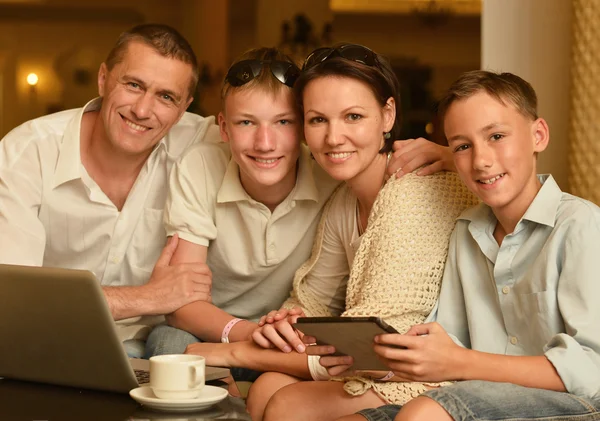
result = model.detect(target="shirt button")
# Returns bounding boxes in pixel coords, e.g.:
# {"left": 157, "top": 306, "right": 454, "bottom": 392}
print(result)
{"left": 502, "top": 286, "right": 510, "bottom": 294}
{"left": 111, "top": 256, "right": 120, "bottom": 264}
{"left": 269, "top": 244, "right": 275, "bottom": 250}
{"left": 510, "top": 336, "right": 518, "bottom": 345}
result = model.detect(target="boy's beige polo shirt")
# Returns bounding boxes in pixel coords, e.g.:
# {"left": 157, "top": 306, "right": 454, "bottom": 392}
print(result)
{"left": 165, "top": 142, "right": 340, "bottom": 320}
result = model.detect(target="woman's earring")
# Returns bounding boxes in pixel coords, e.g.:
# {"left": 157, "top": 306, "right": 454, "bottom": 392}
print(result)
{"left": 383, "top": 131, "right": 391, "bottom": 140}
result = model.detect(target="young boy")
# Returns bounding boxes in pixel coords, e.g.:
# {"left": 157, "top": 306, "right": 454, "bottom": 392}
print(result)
{"left": 359, "top": 71, "right": 600, "bottom": 421}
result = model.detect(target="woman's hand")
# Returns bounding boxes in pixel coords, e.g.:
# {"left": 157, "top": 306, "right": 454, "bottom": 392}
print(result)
{"left": 387, "top": 138, "right": 454, "bottom": 178}
{"left": 251, "top": 307, "right": 306, "bottom": 353}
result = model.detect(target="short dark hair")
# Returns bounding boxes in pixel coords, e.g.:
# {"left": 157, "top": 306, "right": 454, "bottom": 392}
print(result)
{"left": 438, "top": 70, "right": 538, "bottom": 125}
{"left": 105, "top": 23, "right": 199, "bottom": 98}
{"left": 294, "top": 46, "right": 401, "bottom": 153}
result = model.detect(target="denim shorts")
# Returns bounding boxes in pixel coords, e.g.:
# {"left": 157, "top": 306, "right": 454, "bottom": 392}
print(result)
{"left": 358, "top": 381, "right": 600, "bottom": 421}
{"left": 357, "top": 405, "right": 402, "bottom": 421}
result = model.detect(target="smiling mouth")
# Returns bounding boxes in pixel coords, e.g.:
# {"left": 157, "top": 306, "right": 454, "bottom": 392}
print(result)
{"left": 478, "top": 173, "right": 506, "bottom": 184}
{"left": 252, "top": 157, "right": 280, "bottom": 164}
{"left": 122, "top": 115, "right": 150, "bottom": 132}
{"left": 326, "top": 152, "right": 354, "bottom": 159}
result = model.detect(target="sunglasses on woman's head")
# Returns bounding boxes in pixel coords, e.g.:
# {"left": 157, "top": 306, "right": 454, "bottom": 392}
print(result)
{"left": 302, "top": 44, "right": 378, "bottom": 71}
{"left": 225, "top": 60, "right": 301, "bottom": 88}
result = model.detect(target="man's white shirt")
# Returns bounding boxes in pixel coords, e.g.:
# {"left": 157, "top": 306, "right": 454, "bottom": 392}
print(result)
{"left": 0, "top": 98, "right": 221, "bottom": 340}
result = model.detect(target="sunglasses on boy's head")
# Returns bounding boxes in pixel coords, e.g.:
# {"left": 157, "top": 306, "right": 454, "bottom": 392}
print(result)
{"left": 225, "top": 60, "right": 301, "bottom": 88}
{"left": 302, "top": 44, "right": 379, "bottom": 71}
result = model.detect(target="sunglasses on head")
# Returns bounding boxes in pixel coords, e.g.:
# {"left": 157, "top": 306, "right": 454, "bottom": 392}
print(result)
{"left": 225, "top": 59, "right": 301, "bottom": 88}
{"left": 302, "top": 44, "right": 378, "bottom": 71}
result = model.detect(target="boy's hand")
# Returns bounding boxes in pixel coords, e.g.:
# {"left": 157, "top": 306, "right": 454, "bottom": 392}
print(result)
{"left": 373, "top": 322, "right": 466, "bottom": 382}
{"left": 303, "top": 335, "right": 354, "bottom": 377}
{"left": 387, "top": 138, "right": 454, "bottom": 178}
{"left": 251, "top": 307, "right": 306, "bottom": 353}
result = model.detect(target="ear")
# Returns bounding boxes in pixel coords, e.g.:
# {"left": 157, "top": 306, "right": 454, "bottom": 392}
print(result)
{"left": 382, "top": 97, "right": 396, "bottom": 133}
{"left": 218, "top": 112, "right": 230, "bottom": 143}
{"left": 98, "top": 63, "right": 108, "bottom": 97}
{"left": 184, "top": 96, "right": 194, "bottom": 111}
{"left": 532, "top": 117, "right": 549, "bottom": 153}
{"left": 172, "top": 96, "right": 194, "bottom": 125}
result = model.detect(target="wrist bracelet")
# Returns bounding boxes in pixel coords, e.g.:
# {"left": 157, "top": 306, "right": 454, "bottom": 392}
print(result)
{"left": 221, "top": 318, "right": 243, "bottom": 343}
{"left": 376, "top": 371, "right": 394, "bottom": 381}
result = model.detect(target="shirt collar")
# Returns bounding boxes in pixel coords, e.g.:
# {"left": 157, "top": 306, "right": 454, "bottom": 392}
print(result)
{"left": 520, "top": 174, "right": 561, "bottom": 227}
{"left": 217, "top": 143, "right": 319, "bottom": 204}
{"left": 52, "top": 97, "right": 167, "bottom": 189}
{"left": 52, "top": 98, "right": 101, "bottom": 188}
{"left": 459, "top": 174, "right": 561, "bottom": 231}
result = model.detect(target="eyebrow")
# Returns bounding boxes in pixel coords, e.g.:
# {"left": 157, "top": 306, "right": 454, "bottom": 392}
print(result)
{"left": 341, "top": 105, "right": 366, "bottom": 113}
{"left": 122, "top": 76, "right": 183, "bottom": 104}
{"left": 447, "top": 122, "right": 505, "bottom": 142}
{"left": 304, "top": 105, "right": 367, "bottom": 115}
{"left": 233, "top": 111, "right": 296, "bottom": 120}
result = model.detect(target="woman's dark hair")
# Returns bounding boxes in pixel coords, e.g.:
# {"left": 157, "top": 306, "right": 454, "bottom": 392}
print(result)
{"left": 294, "top": 47, "right": 401, "bottom": 153}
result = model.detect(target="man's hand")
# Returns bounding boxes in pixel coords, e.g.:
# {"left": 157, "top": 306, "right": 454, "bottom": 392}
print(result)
{"left": 252, "top": 307, "right": 306, "bottom": 353}
{"left": 373, "top": 322, "right": 466, "bottom": 382}
{"left": 387, "top": 138, "right": 454, "bottom": 178}
{"left": 303, "top": 335, "right": 355, "bottom": 377}
{"left": 143, "top": 234, "right": 212, "bottom": 315}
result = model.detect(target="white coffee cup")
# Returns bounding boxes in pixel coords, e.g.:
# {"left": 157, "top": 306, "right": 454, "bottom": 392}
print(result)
{"left": 149, "top": 354, "right": 205, "bottom": 400}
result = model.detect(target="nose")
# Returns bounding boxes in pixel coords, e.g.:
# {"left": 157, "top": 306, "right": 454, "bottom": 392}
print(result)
{"left": 131, "top": 93, "right": 153, "bottom": 120}
{"left": 325, "top": 121, "right": 345, "bottom": 147}
{"left": 472, "top": 143, "right": 493, "bottom": 170}
{"left": 254, "top": 124, "right": 276, "bottom": 151}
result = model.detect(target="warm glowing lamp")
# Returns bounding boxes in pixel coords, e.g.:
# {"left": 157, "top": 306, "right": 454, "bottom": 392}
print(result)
{"left": 27, "top": 73, "right": 39, "bottom": 86}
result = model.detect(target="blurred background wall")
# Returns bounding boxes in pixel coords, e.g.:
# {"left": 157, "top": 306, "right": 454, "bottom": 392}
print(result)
{"left": 1, "top": 0, "right": 597, "bottom": 200}
{"left": 0, "top": 0, "right": 480, "bottom": 140}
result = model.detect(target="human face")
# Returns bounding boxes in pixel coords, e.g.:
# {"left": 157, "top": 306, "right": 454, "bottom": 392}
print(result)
{"left": 445, "top": 91, "right": 549, "bottom": 219}
{"left": 219, "top": 87, "right": 301, "bottom": 200}
{"left": 302, "top": 76, "right": 395, "bottom": 183}
{"left": 97, "top": 41, "right": 193, "bottom": 157}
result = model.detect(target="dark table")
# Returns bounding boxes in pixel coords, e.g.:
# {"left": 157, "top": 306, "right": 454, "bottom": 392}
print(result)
{"left": 0, "top": 377, "right": 251, "bottom": 421}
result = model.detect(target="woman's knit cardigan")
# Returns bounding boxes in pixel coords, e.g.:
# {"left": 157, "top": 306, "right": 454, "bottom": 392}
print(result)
{"left": 283, "top": 171, "right": 479, "bottom": 404}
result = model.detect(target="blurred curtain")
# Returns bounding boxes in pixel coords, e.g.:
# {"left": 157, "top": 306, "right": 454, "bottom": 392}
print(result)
{"left": 568, "top": 0, "right": 600, "bottom": 205}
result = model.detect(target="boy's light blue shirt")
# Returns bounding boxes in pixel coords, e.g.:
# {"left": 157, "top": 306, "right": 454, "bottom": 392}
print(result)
{"left": 433, "top": 175, "right": 600, "bottom": 400}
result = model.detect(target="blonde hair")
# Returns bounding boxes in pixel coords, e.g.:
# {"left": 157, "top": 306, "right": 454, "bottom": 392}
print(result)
{"left": 221, "top": 47, "right": 299, "bottom": 101}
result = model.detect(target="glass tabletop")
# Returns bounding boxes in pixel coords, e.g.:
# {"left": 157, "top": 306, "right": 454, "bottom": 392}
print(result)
{"left": 0, "top": 377, "right": 251, "bottom": 421}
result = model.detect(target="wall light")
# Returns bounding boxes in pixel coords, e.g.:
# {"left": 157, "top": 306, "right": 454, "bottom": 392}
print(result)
{"left": 26, "top": 73, "right": 39, "bottom": 86}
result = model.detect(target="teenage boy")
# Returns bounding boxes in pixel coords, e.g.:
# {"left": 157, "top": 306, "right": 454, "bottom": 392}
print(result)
{"left": 357, "top": 71, "right": 600, "bottom": 421}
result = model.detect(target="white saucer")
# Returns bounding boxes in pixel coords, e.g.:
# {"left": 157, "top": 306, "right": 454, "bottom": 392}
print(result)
{"left": 129, "top": 385, "right": 229, "bottom": 412}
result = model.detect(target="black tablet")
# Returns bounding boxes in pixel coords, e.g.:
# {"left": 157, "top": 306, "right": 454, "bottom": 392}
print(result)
{"left": 293, "top": 316, "right": 398, "bottom": 371}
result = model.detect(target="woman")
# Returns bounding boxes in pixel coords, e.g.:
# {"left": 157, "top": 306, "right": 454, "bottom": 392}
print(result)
{"left": 147, "top": 46, "right": 448, "bottom": 360}
{"left": 185, "top": 44, "right": 477, "bottom": 421}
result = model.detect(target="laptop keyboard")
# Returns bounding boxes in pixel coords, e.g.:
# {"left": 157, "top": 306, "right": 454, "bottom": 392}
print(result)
{"left": 134, "top": 369, "right": 150, "bottom": 385}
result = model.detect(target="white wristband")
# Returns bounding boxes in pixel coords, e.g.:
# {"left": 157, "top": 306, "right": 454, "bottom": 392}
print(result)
{"left": 221, "top": 318, "right": 243, "bottom": 343}
{"left": 376, "top": 371, "right": 394, "bottom": 381}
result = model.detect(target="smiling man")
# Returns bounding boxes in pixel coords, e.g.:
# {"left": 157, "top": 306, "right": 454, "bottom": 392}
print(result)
{"left": 0, "top": 24, "right": 220, "bottom": 357}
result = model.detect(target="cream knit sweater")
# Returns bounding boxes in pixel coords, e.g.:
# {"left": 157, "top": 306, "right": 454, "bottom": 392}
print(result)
{"left": 284, "top": 171, "right": 479, "bottom": 405}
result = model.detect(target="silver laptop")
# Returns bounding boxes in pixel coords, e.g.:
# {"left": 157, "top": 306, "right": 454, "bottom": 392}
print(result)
{"left": 0, "top": 264, "right": 229, "bottom": 394}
